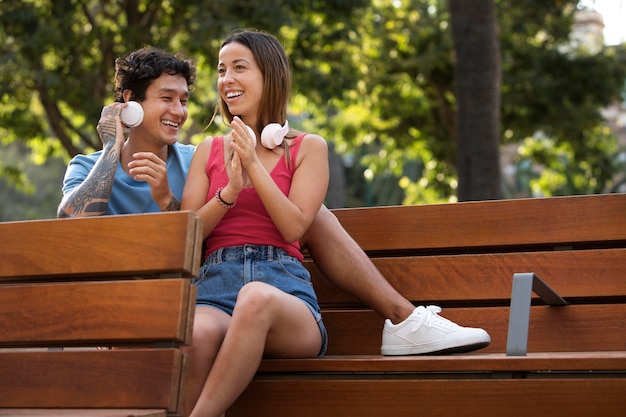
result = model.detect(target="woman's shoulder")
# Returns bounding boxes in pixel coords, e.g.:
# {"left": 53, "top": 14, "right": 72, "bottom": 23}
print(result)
{"left": 188, "top": 136, "right": 217, "bottom": 166}
{"left": 288, "top": 132, "right": 327, "bottom": 169}
{"left": 195, "top": 135, "right": 225, "bottom": 153}
{"left": 299, "top": 132, "right": 327, "bottom": 151}
{"left": 287, "top": 131, "right": 326, "bottom": 146}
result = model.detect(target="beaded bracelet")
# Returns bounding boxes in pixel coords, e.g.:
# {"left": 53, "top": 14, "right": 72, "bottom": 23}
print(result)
{"left": 215, "top": 187, "right": 236, "bottom": 208}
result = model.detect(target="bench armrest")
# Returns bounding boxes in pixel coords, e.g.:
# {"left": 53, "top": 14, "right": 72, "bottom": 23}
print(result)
{"left": 507, "top": 272, "right": 569, "bottom": 356}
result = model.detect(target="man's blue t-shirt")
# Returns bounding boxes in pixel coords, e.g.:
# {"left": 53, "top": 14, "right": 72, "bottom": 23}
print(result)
{"left": 61, "top": 143, "right": 196, "bottom": 215}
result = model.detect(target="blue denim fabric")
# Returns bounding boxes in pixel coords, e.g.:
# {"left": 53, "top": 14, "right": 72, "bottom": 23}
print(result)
{"left": 194, "top": 244, "right": 327, "bottom": 356}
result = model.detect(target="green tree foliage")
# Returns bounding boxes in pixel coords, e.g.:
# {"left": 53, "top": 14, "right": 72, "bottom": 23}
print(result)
{"left": 1, "top": 0, "right": 625, "bottom": 220}
{"left": 0, "top": 142, "right": 65, "bottom": 221}
{"left": 498, "top": 0, "right": 626, "bottom": 197}
{"left": 286, "top": 0, "right": 461, "bottom": 204}
{"left": 285, "top": 0, "right": 626, "bottom": 204}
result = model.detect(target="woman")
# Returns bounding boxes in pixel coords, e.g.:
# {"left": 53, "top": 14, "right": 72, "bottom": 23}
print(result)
{"left": 181, "top": 29, "right": 329, "bottom": 417}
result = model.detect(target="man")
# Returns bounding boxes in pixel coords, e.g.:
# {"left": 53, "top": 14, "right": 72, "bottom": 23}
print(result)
{"left": 58, "top": 47, "right": 490, "bottom": 355}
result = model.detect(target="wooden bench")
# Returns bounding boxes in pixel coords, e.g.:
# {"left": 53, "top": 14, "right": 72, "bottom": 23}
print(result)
{"left": 229, "top": 193, "right": 626, "bottom": 417}
{"left": 0, "top": 211, "right": 203, "bottom": 417}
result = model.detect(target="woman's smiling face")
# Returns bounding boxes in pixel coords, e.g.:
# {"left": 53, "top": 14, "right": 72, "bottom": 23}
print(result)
{"left": 217, "top": 41, "right": 264, "bottom": 128}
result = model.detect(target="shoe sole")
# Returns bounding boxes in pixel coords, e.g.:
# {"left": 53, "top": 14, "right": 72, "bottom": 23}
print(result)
{"left": 381, "top": 340, "right": 491, "bottom": 356}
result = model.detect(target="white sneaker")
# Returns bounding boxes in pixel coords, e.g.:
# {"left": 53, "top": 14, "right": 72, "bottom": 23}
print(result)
{"left": 381, "top": 305, "right": 491, "bottom": 355}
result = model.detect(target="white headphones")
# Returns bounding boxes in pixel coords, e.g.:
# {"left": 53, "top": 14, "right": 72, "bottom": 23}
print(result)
{"left": 120, "top": 101, "right": 144, "bottom": 127}
{"left": 244, "top": 120, "right": 289, "bottom": 149}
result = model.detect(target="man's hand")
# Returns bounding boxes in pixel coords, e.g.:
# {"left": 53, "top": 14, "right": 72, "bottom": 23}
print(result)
{"left": 97, "top": 103, "right": 126, "bottom": 149}
{"left": 128, "top": 152, "right": 174, "bottom": 210}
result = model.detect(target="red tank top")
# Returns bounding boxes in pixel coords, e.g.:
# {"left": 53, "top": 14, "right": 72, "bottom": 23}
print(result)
{"left": 203, "top": 134, "right": 305, "bottom": 260}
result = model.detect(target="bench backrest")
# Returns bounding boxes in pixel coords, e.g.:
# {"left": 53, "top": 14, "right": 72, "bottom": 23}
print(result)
{"left": 0, "top": 211, "right": 203, "bottom": 417}
{"left": 0, "top": 211, "right": 202, "bottom": 281}
{"left": 305, "top": 194, "right": 626, "bottom": 355}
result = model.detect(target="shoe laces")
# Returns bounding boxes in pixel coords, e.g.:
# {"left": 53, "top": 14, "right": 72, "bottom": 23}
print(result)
{"left": 422, "top": 305, "right": 457, "bottom": 329}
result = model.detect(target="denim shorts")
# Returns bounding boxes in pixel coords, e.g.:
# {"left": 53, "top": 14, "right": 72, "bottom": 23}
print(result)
{"left": 194, "top": 244, "right": 327, "bottom": 356}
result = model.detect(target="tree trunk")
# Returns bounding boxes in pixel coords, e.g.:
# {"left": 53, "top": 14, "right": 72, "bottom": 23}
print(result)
{"left": 448, "top": 0, "right": 502, "bottom": 201}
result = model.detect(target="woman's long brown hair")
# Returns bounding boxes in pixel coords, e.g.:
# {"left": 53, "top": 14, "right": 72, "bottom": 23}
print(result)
{"left": 219, "top": 29, "right": 298, "bottom": 168}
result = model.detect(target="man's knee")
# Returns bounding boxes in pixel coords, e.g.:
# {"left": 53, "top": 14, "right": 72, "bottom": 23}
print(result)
{"left": 302, "top": 205, "right": 354, "bottom": 256}
{"left": 301, "top": 205, "right": 339, "bottom": 248}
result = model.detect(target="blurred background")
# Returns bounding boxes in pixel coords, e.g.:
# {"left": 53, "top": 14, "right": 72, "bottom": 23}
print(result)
{"left": 1, "top": 0, "right": 625, "bottom": 220}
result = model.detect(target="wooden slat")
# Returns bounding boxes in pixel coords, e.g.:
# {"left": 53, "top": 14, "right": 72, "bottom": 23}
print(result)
{"left": 318, "top": 304, "right": 626, "bottom": 355}
{"left": 192, "top": 214, "right": 204, "bottom": 270}
{"left": 257, "top": 351, "right": 626, "bottom": 373}
{"left": 0, "top": 279, "right": 194, "bottom": 347}
{"left": 308, "top": 248, "right": 626, "bottom": 305}
{"left": 184, "top": 279, "right": 198, "bottom": 346}
{"left": 230, "top": 379, "right": 626, "bottom": 417}
{"left": 0, "top": 410, "right": 166, "bottom": 417}
{"left": 0, "top": 349, "right": 184, "bottom": 414}
{"left": 0, "top": 211, "right": 202, "bottom": 280}
{"left": 332, "top": 194, "right": 626, "bottom": 252}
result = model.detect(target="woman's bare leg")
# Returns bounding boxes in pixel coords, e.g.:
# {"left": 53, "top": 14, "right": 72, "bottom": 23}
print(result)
{"left": 183, "top": 306, "right": 231, "bottom": 412}
{"left": 189, "top": 282, "right": 322, "bottom": 417}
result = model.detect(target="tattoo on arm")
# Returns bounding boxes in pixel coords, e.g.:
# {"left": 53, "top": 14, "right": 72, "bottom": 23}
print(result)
{"left": 163, "top": 196, "right": 181, "bottom": 212}
{"left": 61, "top": 144, "right": 119, "bottom": 217}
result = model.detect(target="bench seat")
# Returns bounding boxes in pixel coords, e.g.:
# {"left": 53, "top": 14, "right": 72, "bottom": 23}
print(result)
{"left": 0, "top": 411, "right": 168, "bottom": 417}
{"left": 257, "top": 351, "right": 626, "bottom": 373}
{"left": 229, "top": 194, "right": 626, "bottom": 417}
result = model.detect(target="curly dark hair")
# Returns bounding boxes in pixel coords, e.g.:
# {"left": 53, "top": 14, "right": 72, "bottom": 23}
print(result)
{"left": 114, "top": 47, "right": 196, "bottom": 102}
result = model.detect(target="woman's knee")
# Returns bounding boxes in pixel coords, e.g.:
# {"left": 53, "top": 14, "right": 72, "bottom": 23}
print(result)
{"left": 192, "top": 307, "right": 230, "bottom": 347}
{"left": 235, "top": 282, "right": 282, "bottom": 320}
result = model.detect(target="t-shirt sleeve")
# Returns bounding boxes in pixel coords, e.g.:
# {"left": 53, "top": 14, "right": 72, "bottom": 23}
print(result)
{"left": 61, "top": 154, "right": 97, "bottom": 196}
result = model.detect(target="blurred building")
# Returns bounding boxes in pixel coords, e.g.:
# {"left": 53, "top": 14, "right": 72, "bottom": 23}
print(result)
{"left": 574, "top": 7, "right": 626, "bottom": 192}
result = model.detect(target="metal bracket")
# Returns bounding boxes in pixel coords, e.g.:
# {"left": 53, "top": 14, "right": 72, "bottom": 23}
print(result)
{"left": 506, "top": 272, "right": 568, "bottom": 356}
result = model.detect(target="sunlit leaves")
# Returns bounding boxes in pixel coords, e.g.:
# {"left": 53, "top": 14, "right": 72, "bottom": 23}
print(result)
{"left": 514, "top": 125, "right": 619, "bottom": 196}
{"left": 1, "top": 0, "right": 625, "bottom": 212}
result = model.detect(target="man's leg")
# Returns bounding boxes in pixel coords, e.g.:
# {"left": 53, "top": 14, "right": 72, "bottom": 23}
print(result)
{"left": 301, "top": 205, "right": 414, "bottom": 324}
{"left": 302, "top": 205, "right": 491, "bottom": 355}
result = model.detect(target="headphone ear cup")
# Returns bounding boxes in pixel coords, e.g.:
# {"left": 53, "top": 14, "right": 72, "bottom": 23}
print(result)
{"left": 261, "top": 121, "right": 289, "bottom": 149}
{"left": 120, "top": 101, "right": 144, "bottom": 127}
